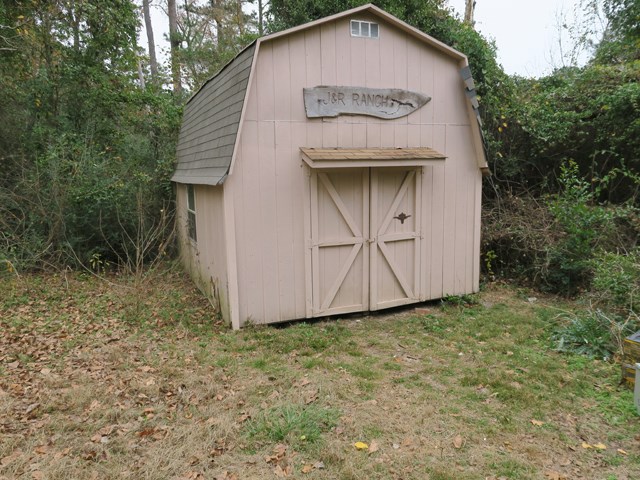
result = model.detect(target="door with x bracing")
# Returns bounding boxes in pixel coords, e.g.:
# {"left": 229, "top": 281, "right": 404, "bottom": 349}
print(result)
{"left": 309, "top": 167, "right": 422, "bottom": 316}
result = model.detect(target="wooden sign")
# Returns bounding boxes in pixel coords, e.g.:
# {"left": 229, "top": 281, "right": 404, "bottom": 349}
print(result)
{"left": 304, "top": 86, "right": 430, "bottom": 119}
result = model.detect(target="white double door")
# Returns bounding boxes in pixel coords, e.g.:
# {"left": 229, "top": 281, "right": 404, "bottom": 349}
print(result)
{"left": 309, "top": 167, "right": 422, "bottom": 316}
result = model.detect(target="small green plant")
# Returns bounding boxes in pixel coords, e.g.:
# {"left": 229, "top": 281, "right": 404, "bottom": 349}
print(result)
{"left": 414, "top": 314, "right": 445, "bottom": 333}
{"left": 484, "top": 249, "right": 497, "bottom": 279}
{"left": 545, "top": 161, "right": 618, "bottom": 295}
{"left": 89, "top": 252, "right": 109, "bottom": 274}
{"left": 552, "top": 309, "right": 636, "bottom": 360}
{"left": 592, "top": 249, "right": 639, "bottom": 311}
{"left": 0, "top": 259, "right": 19, "bottom": 278}
{"left": 441, "top": 294, "right": 479, "bottom": 308}
{"left": 244, "top": 404, "right": 339, "bottom": 450}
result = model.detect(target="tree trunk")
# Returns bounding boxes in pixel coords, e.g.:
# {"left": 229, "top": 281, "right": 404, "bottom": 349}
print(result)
{"left": 258, "top": 0, "right": 264, "bottom": 35}
{"left": 464, "top": 0, "right": 475, "bottom": 26}
{"left": 237, "top": 0, "right": 243, "bottom": 36}
{"left": 142, "top": 0, "right": 158, "bottom": 82}
{"left": 168, "top": 0, "right": 182, "bottom": 94}
{"left": 69, "top": 0, "right": 80, "bottom": 52}
{"left": 210, "top": 0, "right": 222, "bottom": 46}
{"left": 137, "top": 58, "right": 146, "bottom": 89}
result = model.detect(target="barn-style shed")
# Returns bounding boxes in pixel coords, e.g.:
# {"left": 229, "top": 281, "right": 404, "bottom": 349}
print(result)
{"left": 172, "top": 4, "right": 487, "bottom": 329}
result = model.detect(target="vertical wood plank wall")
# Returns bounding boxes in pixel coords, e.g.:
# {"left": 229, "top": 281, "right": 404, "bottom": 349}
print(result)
{"left": 176, "top": 184, "right": 230, "bottom": 320}
{"left": 228, "top": 14, "right": 482, "bottom": 325}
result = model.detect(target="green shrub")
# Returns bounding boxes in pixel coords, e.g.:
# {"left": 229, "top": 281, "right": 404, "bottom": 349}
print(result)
{"left": 592, "top": 249, "right": 640, "bottom": 311}
{"left": 545, "top": 161, "right": 620, "bottom": 295}
{"left": 553, "top": 308, "right": 638, "bottom": 360}
{"left": 482, "top": 161, "right": 637, "bottom": 296}
{"left": 553, "top": 310, "right": 614, "bottom": 360}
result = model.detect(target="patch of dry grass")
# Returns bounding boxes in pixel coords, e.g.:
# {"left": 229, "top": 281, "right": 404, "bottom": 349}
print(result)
{"left": 1, "top": 269, "right": 639, "bottom": 479}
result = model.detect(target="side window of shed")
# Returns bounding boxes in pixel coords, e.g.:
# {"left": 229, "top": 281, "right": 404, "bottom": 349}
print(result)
{"left": 187, "top": 184, "right": 197, "bottom": 242}
{"left": 350, "top": 20, "right": 379, "bottom": 38}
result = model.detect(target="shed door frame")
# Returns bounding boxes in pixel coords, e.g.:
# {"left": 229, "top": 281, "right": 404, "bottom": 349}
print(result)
{"left": 307, "top": 166, "right": 422, "bottom": 317}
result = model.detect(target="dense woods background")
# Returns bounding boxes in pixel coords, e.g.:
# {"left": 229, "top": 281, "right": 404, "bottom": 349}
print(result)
{"left": 1, "top": 0, "right": 638, "bottom": 351}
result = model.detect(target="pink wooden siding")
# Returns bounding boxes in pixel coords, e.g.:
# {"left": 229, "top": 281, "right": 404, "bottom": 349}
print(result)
{"left": 176, "top": 184, "right": 230, "bottom": 320}
{"left": 227, "top": 14, "right": 482, "bottom": 325}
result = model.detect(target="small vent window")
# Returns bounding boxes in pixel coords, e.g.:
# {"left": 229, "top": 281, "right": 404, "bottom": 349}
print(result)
{"left": 350, "top": 20, "right": 379, "bottom": 38}
{"left": 187, "top": 184, "right": 197, "bottom": 242}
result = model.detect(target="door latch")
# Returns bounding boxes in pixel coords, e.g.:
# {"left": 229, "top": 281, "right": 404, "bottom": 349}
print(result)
{"left": 393, "top": 212, "right": 411, "bottom": 224}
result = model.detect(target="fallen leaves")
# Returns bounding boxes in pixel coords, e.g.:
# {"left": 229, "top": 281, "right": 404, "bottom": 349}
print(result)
{"left": 1, "top": 272, "right": 638, "bottom": 480}
{"left": 301, "top": 461, "right": 325, "bottom": 474}
{"left": 544, "top": 470, "right": 568, "bottom": 480}
{"left": 34, "top": 445, "right": 49, "bottom": 455}
{"left": 265, "top": 444, "right": 294, "bottom": 477}
{"left": 581, "top": 441, "right": 607, "bottom": 450}
{"left": 453, "top": 435, "right": 465, "bottom": 449}
{"left": 209, "top": 439, "right": 230, "bottom": 457}
{"left": 136, "top": 426, "right": 168, "bottom": 441}
{"left": 180, "top": 471, "right": 204, "bottom": 480}
{"left": 82, "top": 449, "right": 107, "bottom": 462}
{"left": 265, "top": 444, "right": 288, "bottom": 465}
{"left": 90, "top": 433, "right": 109, "bottom": 444}
{"left": 236, "top": 413, "right": 251, "bottom": 423}
{"left": 214, "top": 472, "right": 238, "bottom": 480}
{"left": 0, "top": 273, "right": 228, "bottom": 477}
{"left": 305, "top": 390, "right": 319, "bottom": 405}
{"left": 273, "top": 464, "right": 293, "bottom": 477}
{"left": 297, "top": 378, "right": 311, "bottom": 387}
{"left": 1, "top": 449, "right": 23, "bottom": 466}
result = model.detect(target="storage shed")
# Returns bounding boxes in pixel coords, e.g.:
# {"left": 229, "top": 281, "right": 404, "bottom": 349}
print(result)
{"left": 172, "top": 4, "right": 488, "bottom": 329}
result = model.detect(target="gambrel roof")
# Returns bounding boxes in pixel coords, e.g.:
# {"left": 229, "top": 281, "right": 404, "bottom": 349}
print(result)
{"left": 172, "top": 3, "right": 487, "bottom": 186}
{"left": 172, "top": 43, "right": 256, "bottom": 185}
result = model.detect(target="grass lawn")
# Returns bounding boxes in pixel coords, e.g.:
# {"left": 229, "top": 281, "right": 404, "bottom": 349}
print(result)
{"left": 1, "top": 266, "right": 639, "bottom": 479}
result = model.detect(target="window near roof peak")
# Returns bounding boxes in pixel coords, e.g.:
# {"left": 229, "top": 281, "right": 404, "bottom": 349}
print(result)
{"left": 350, "top": 20, "right": 379, "bottom": 39}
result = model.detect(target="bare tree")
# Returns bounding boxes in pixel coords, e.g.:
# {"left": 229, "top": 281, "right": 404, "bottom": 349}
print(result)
{"left": 464, "top": 0, "right": 476, "bottom": 26}
{"left": 235, "top": 0, "right": 244, "bottom": 36}
{"left": 209, "top": 0, "right": 223, "bottom": 46}
{"left": 257, "top": 0, "right": 267, "bottom": 36}
{"left": 137, "top": 58, "right": 146, "bottom": 88}
{"left": 142, "top": 0, "right": 158, "bottom": 81}
{"left": 168, "top": 0, "right": 182, "bottom": 93}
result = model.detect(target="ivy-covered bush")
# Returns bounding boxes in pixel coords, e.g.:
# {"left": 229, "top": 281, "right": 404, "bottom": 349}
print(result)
{"left": 490, "top": 62, "right": 640, "bottom": 203}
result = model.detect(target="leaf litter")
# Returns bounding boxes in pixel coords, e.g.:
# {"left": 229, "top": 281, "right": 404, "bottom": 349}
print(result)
{"left": 0, "top": 272, "right": 638, "bottom": 479}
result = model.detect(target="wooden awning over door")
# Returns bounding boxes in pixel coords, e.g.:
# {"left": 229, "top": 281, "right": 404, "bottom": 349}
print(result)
{"left": 300, "top": 147, "right": 446, "bottom": 168}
